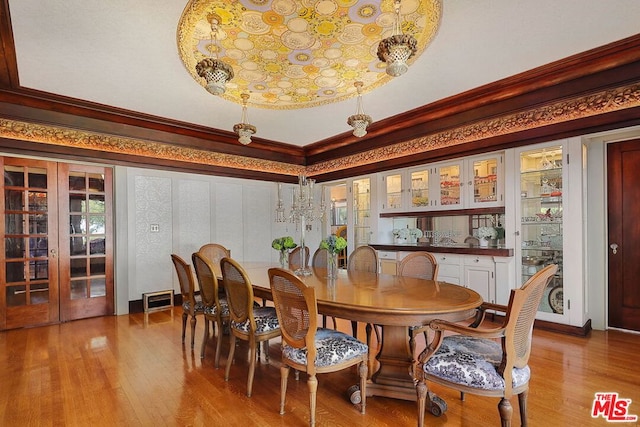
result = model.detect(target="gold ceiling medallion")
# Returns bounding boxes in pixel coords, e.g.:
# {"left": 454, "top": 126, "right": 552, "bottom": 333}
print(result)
{"left": 347, "top": 81, "right": 373, "bottom": 137}
{"left": 233, "top": 93, "right": 257, "bottom": 145}
{"left": 377, "top": 0, "right": 418, "bottom": 76}
{"left": 177, "top": 0, "right": 442, "bottom": 109}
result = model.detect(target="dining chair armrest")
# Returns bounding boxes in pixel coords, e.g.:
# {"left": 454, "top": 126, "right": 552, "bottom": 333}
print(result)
{"left": 468, "top": 302, "right": 506, "bottom": 328}
{"left": 429, "top": 318, "right": 506, "bottom": 339}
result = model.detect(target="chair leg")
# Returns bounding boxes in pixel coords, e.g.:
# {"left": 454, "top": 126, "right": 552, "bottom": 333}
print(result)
{"left": 190, "top": 315, "right": 197, "bottom": 349}
{"left": 247, "top": 338, "right": 257, "bottom": 397}
{"left": 416, "top": 379, "right": 427, "bottom": 427}
{"left": 201, "top": 318, "right": 210, "bottom": 359}
{"left": 225, "top": 334, "right": 236, "bottom": 381}
{"left": 214, "top": 319, "right": 224, "bottom": 369}
{"left": 359, "top": 360, "right": 367, "bottom": 415}
{"left": 518, "top": 389, "right": 528, "bottom": 427}
{"left": 351, "top": 320, "right": 358, "bottom": 338}
{"left": 181, "top": 312, "right": 187, "bottom": 343}
{"left": 280, "top": 364, "right": 290, "bottom": 415}
{"left": 498, "top": 397, "right": 513, "bottom": 427}
{"left": 263, "top": 339, "right": 270, "bottom": 363}
{"left": 308, "top": 374, "right": 318, "bottom": 427}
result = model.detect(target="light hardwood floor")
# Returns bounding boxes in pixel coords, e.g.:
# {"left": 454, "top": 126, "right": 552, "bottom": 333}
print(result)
{"left": 1, "top": 310, "right": 639, "bottom": 426}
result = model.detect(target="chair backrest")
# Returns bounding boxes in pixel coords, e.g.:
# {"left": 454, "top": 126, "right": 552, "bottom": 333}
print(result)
{"left": 397, "top": 251, "right": 439, "bottom": 280}
{"left": 198, "top": 243, "right": 230, "bottom": 277}
{"left": 268, "top": 267, "right": 319, "bottom": 374}
{"left": 288, "top": 246, "right": 310, "bottom": 270}
{"left": 192, "top": 252, "right": 221, "bottom": 312}
{"left": 171, "top": 254, "right": 197, "bottom": 307}
{"left": 504, "top": 264, "right": 558, "bottom": 367}
{"left": 347, "top": 245, "right": 378, "bottom": 273}
{"left": 312, "top": 247, "right": 328, "bottom": 268}
{"left": 220, "top": 257, "right": 255, "bottom": 325}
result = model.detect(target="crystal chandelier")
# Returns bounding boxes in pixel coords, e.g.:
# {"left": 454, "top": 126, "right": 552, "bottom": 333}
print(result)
{"left": 275, "top": 175, "right": 326, "bottom": 276}
{"left": 347, "top": 81, "right": 373, "bottom": 138}
{"left": 195, "top": 13, "right": 234, "bottom": 95}
{"left": 377, "top": 0, "right": 418, "bottom": 77}
{"left": 233, "top": 93, "right": 256, "bottom": 145}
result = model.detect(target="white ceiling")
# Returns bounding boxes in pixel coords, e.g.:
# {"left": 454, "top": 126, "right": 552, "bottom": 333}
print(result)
{"left": 8, "top": 0, "right": 640, "bottom": 146}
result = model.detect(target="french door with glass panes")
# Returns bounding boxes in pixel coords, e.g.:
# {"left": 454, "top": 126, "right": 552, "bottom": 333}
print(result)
{"left": 58, "top": 163, "right": 113, "bottom": 322}
{"left": 1, "top": 157, "right": 113, "bottom": 330}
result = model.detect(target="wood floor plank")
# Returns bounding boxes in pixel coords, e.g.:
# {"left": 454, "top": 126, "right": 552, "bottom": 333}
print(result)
{"left": 1, "top": 310, "right": 639, "bottom": 426}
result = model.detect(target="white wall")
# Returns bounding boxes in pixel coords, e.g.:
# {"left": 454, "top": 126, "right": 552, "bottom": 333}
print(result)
{"left": 114, "top": 167, "right": 321, "bottom": 313}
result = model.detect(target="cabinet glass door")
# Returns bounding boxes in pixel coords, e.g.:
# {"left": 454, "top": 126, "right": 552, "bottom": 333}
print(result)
{"left": 520, "top": 146, "right": 563, "bottom": 315}
{"left": 383, "top": 173, "right": 402, "bottom": 210}
{"left": 353, "top": 178, "right": 371, "bottom": 247}
{"left": 472, "top": 157, "right": 498, "bottom": 204}
{"left": 439, "top": 164, "right": 461, "bottom": 207}
{"left": 410, "top": 169, "right": 429, "bottom": 208}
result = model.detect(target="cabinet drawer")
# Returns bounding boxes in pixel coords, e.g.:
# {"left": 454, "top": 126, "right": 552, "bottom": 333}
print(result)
{"left": 433, "top": 253, "right": 462, "bottom": 265}
{"left": 463, "top": 255, "right": 494, "bottom": 267}
{"left": 377, "top": 251, "right": 397, "bottom": 260}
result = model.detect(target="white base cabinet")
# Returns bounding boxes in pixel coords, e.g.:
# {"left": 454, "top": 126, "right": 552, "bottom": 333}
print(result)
{"left": 463, "top": 255, "right": 496, "bottom": 304}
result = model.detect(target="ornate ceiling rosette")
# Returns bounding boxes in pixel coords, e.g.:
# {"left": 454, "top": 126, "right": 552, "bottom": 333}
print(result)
{"left": 177, "top": 0, "right": 441, "bottom": 110}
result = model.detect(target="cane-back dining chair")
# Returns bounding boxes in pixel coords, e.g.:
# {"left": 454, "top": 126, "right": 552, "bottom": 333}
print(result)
{"left": 397, "top": 251, "right": 440, "bottom": 355}
{"left": 347, "top": 245, "right": 379, "bottom": 342}
{"left": 412, "top": 264, "right": 558, "bottom": 426}
{"left": 197, "top": 243, "right": 230, "bottom": 278}
{"left": 220, "top": 257, "right": 281, "bottom": 397}
{"left": 171, "top": 254, "right": 204, "bottom": 349}
{"left": 192, "top": 252, "right": 229, "bottom": 367}
{"left": 288, "top": 246, "right": 310, "bottom": 271}
{"left": 311, "top": 247, "right": 335, "bottom": 329}
{"left": 268, "top": 267, "right": 368, "bottom": 427}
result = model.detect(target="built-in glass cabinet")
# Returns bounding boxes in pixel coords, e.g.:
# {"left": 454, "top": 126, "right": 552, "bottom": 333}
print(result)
{"left": 352, "top": 177, "right": 371, "bottom": 247}
{"left": 519, "top": 146, "right": 564, "bottom": 315}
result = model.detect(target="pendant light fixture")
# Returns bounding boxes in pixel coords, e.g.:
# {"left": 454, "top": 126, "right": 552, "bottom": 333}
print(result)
{"left": 377, "top": 0, "right": 418, "bottom": 77}
{"left": 233, "top": 93, "right": 257, "bottom": 145}
{"left": 347, "top": 81, "right": 373, "bottom": 138}
{"left": 195, "top": 13, "right": 234, "bottom": 95}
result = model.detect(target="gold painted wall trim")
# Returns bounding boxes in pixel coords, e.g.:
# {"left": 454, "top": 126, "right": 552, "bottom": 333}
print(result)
{"left": 0, "top": 83, "right": 638, "bottom": 178}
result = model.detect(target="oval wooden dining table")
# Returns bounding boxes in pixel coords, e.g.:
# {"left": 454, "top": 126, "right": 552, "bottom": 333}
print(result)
{"left": 241, "top": 262, "right": 483, "bottom": 401}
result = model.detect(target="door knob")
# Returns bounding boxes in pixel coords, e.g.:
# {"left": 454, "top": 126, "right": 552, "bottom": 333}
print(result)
{"left": 610, "top": 243, "right": 618, "bottom": 254}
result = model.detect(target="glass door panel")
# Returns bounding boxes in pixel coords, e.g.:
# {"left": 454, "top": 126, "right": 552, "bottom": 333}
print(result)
{"left": 59, "top": 165, "right": 112, "bottom": 321}
{"left": 472, "top": 158, "right": 498, "bottom": 203}
{"left": 520, "top": 146, "right": 564, "bottom": 315}
{"left": 353, "top": 178, "right": 371, "bottom": 247}
{"left": 439, "top": 164, "right": 461, "bottom": 206}
{"left": 383, "top": 173, "right": 402, "bottom": 210}
{"left": 1, "top": 159, "right": 59, "bottom": 329}
{"left": 410, "top": 169, "right": 429, "bottom": 208}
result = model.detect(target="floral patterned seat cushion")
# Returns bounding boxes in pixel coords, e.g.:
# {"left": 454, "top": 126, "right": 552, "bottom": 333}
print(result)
{"left": 230, "top": 306, "right": 279, "bottom": 334}
{"left": 282, "top": 328, "right": 368, "bottom": 368}
{"left": 204, "top": 297, "right": 229, "bottom": 317}
{"left": 182, "top": 298, "right": 204, "bottom": 313}
{"left": 423, "top": 336, "right": 530, "bottom": 391}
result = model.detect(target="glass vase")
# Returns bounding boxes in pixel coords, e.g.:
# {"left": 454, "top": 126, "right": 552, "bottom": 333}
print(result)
{"left": 279, "top": 251, "right": 289, "bottom": 269}
{"left": 327, "top": 252, "right": 338, "bottom": 279}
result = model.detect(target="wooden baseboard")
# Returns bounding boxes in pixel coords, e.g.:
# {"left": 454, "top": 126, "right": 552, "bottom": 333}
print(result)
{"left": 485, "top": 302, "right": 592, "bottom": 337}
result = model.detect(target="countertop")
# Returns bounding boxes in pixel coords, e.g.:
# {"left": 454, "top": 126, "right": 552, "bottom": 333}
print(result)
{"left": 370, "top": 243, "right": 514, "bottom": 257}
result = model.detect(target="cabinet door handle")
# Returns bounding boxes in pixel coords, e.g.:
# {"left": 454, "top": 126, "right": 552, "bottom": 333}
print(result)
{"left": 474, "top": 258, "right": 479, "bottom": 263}
{"left": 610, "top": 243, "right": 618, "bottom": 254}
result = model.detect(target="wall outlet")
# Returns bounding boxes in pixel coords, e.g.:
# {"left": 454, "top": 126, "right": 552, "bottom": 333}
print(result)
{"left": 150, "top": 224, "right": 160, "bottom": 232}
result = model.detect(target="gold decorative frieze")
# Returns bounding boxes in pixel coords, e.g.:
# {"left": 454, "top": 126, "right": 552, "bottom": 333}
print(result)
{"left": 0, "top": 118, "right": 304, "bottom": 176}
{"left": 306, "top": 82, "right": 640, "bottom": 175}
{"left": 0, "top": 83, "right": 638, "bottom": 178}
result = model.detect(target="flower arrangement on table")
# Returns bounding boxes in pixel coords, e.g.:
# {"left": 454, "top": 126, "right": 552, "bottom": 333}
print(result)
{"left": 272, "top": 236, "right": 297, "bottom": 267}
{"left": 319, "top": 234, "right": 347, "bottom": 254}
{"left": 319, "top": 235, "right": 347, "bottom": 278}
